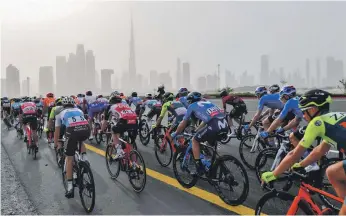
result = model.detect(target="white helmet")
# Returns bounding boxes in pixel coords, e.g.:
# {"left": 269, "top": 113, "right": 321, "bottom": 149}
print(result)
{"left": 61, "top": 97, "right": 75, "bottom": 106}
{"left": 110, "top": 91, "right": 120, "bottom": 97}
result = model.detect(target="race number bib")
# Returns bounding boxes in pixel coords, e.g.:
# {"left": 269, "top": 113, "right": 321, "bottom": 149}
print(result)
{"left": 67, "top": 115, "right": 88, "bottom": 127}
{"left": 23, "top": 106, "right": 36, "bottom": 114}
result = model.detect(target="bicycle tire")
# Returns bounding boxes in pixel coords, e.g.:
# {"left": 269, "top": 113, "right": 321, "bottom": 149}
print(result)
{"left": 139, "top": 121, "right": 150, "bottom": 146}
{"left": 154, "top": 137, "right": 173, "bottom": 167}
{"left": 255, "top": 147, "right": 292, "bottom": 191}
{"left": 127, "top": 150, "right": 147, "bottom": 193}
{"left": 32, "top": 145, "right": 37, "bottom": 160}
{"left": 78, "top": 161, "right": 96, "bottom": 213}
{"left": 220, "top": 132, "right": 231, "bottom": 144}
{"left": 318, "top": 157, "right": 343, "bottom": 211}
{"left": 239, "top": 134, "right": 265, "bottom": 170}
{"left": 211, "top": 155, "right": 249, "bottom": 206}
{"left": 105, "top": 145, "right": 121, "bottom": 179}
{"left": 172, "top": 147, "right": 198, "bottom": 188}
{"left": 255, "top": 190, "right": 314, "bottom": 215}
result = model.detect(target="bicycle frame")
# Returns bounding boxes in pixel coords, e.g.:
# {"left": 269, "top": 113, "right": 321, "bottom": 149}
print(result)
{"left": 286, "top": 182, "right": 343, "bottom": 215}
{"left": 25, "top": 123, "right": 32, "bottom": 146}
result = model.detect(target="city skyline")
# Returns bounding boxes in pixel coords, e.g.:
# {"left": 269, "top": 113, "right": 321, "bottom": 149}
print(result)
{"left": 1, "top": 1, "right": 346, "bottom": 96}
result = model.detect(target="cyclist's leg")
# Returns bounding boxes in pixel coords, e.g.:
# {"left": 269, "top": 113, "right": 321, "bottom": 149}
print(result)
{"left": 64, "top": 130, "right": 77, "bottom": 197}
{"left": 29, "top": 116, "right": 38, "bottom": 144}
{"left": 111, "top": 120, "right": 126, "bottom": 158}
{"left": 88, "top": 109, "right": 95, "bottom": 139}
{"left": 78, "top": 125, "right": 91, "bottom": 162}
{"left": 326, "top": 160, "right": 346, "bottom": 199}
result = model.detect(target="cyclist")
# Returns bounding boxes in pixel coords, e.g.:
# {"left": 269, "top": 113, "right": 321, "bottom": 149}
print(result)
{"left": 95, "top": 94, "right": 109, "bottom": 122}
{"left": 128, "top": 92, "right": 143, "bottom": 116}
{"left": 120, "top": 92, "right": 126, "bottom": 100}
{"left": 220, "top": 88, "right": 247, "bottom": 136}
{"left": 83, "top": 90, "right": 97, "bottom": 140}
{"left": 1, "top": 96, "right": 11, "bottom": 119}
{"left": 19, "top": 97, "right": 38, "bottom": 147}
{"left": 54, "top": 97, "right": 90, "bottom": 198}
{"left": 101, "top": 95, "right": 137, "bottom": 159}
{"left": 76, "top": 93, "right": 85, "bottom": 111}
{"left": 269, "top": 84, "right": 280, "bottom": 94}
{"left": 156, "top": 84, "right": 165, "bottom": 103}
{"left": 177, "top": 87, "right": 189, "bottom": 108}
{"left": 261, "top": 89, "right": 346, "bottom": 215}
{"left": 139, "top": 93, "right": 162, "bottom": 121}
{"left": 153, "top": 92, "right": 187, "bottom": 143}
{"left": 244, "top": 86, "right": 283, "bottom": 135}
{"left": 43, "top": 92, "right": 56, "bottom": 142}
{"left": 260, "top": 86, "right": 303, "bottom": 141}
{"left": 49, "top": 97, "right": 63, "bottom": 149}
{"left": 11, "top": 98, "right": 22, "bottom": 121}
{"left": 171, "top": 92, "right": 229, "bottom": 175}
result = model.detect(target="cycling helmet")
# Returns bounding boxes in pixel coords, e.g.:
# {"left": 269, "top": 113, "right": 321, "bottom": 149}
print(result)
{"left": 120, "top": 92, "right": 124, "bottom": 97}
{"left": 86, "top": 91, "right": 92, "bottom": 96}
{"left": 32, "top": 96, "right": 37, "bottom": 100}
{"left": 255, "top": 86, "right": 267, "bottom": 97}
{"left": 97, "top": 95, "right": 103, "bottom": 99}
{"left": 178, "top": 87, "right": 189, "bottom": 97}
{"left": 279, "top": 85, "right": 296, "bottom": 99}
{"left": 163, "top": 92, "right": 174, "bottom": 103}
{"left": 269, "top": 84, "right": 280, "bottom": 94}
{"left": 61, "top": 97, "right": 75, "bottom": 106}
{"left": 219, "top": 88, "right": 228, "bottom": 97}
{"left": 299, "top": 89, "right": 332, "bottom": 111}
{"left": 109, "top": 95, "right": 122, "bottom": 104}
{"left": 187, "top": 92, "right": 202, "bottom": 104}
{"left": 77, "top": 93, "right": 83, "bottom": 98}
{"left": 145, "top": 93, "right": 153, "bottom": 99}
{"left": 34, "top": 98, "right": 41, "bottom": 103}
{"left": 110, "top": 91, "right": 120, "bottom": 97}
{"left": 23, "top": 97, "right": 32, "bottom": 102}
{"left": 158, "top": 84, "right": 165, "bottom": 91}
{"left": 55, "top": 97, "right": 63, "bottom": 106}
{"left": 46, "top": 92, "right": 54, "bottom": 98}
{"left": 131, "top": 92, "right": 138, "bottom": 97}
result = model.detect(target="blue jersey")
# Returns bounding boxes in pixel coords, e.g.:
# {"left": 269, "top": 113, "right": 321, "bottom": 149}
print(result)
{"left": 278, "top": 97, "right": 303, "bottom": 120}
{"left": 179, "top": 96, "right": 189, "bottom": 108}
{"left": 129, "top": 97, "right": 143, "bottom": 107}
{"left": 121, "top": 99, "right": 128, "bottom": 105}
{"left": 35, "top": 101, "right": 43, "bottom": 109}
{"left": 55, "top": 108, "right": 88, "bottom": 128}
{"left": 143, "top": 99, "right": 162, "bottom": 110}
{"left": 11, "top": 102, "right": 22, "bottom": 110}
{"left": 183, "top": 101, "right": 225, "bottom": 123}
{"left": 258, "top": 93, "right": 284, "bottom": 111}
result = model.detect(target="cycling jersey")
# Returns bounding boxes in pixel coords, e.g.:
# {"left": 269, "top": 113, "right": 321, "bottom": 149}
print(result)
{"left": 44, "top": 97, "right": 55, "bottom": 107}
{"left": 55, "top": 108, "right": 88, "bottom": 128}
{"left": 128, "top": 97, "right": 143, "bottom": 107}
{"left": 300, "top": 112, "right": 346, "bottom": 154}
{"left": 258, "top": 93, "right": 284, "bottom": 111}
{"left": 142, "top": 99, "right": 162, "bottom": 110}
{"left": 2, "top": 99, "right": 11, "bottom": 108}
{"left": 104, "top": 103, "right": 137, "bottom": 124}
{"left": 278, "top": 97, "right": 303, "bottom": 120}
{"left": 183, "top": 101, "right": 225, "bottom": 124}
{"left": 20, "top": 102, "right": 37, "bottom": 116}
{"left": 121, "top": 99, "right": 128, "bottom": 105}
{"left": 159, "top": 101, "right": 187, "bottom": 120}
{"left": 11, "top": 102, "right": 21, "bottom": 110}
{"left": 178, "top": 96, "right": 189, "bottom": 108}
{"left": 222, "top": 95, "right": 245, "bottom": 109}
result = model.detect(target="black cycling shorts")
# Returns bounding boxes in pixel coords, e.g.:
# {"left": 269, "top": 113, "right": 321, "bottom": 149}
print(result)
{"left": 194, "top": 117, "right": 229, "bottom": 145}
{"left": 12, "top": 109, "right": 20, "bottom": 117}
{"left": 22, "top": 115, "right": 38, "bottom": 130}
{"left": 3, "top": 107, "right": 11, "bottom": 115}
{"left": 268, "top": 110, "right": 295, "bottom": 126}
{"left": 135, "top": 104, "right": 141, "bottom": 116}
{"left": 112, "top": 119, "right": 138, "bottom": 141}
{"left": 147, "top": 107, "right": 162, "bottom": 120}
{"left": 293, "top": 126, "right": 306, "bottom": 141}
{"left": 65, "top": 125, "right": 90, "bottom": 156}
{"left": 229, "top": 103, "right": 247, "bottom": 118}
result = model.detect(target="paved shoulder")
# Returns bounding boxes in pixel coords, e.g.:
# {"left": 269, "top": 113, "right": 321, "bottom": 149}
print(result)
{"left": 1, "top": 143, "right": 38, "bottom": 215}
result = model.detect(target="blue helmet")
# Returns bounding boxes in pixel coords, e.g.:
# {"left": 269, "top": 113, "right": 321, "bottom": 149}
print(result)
{"left": 255, "top": 86, "right": 267, "bottom": 97}
{"left": 178, "top": 87, "right": 189, "bottom": 96}
{"left": 186, "top": 92, "right": 202, "bottom": 104}
{"left": 280, "top": 85, "right": 296, "bottom": 98}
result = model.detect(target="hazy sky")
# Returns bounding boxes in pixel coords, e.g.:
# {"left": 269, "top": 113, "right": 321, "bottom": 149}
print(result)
{"left": 1, "top": 0, "right": 346, "bottom": 89}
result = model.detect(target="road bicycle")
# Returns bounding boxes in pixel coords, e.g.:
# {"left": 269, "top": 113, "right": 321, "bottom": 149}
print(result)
{"left": 36, "top": 116, "right": 44, "bottom": 139}
{"left": 61, "top": 140, "right": 95, "bottom": 213}
{"left": 138, "top": 114, "right": 155, "bottom": 146}
{"left": 105, "top": 130, "right": 146, "bottom": 192}
{"left": 255, "top": 168, "right": 344, "bottom": 215}
{"left": 24, "top": 121, "right": 38, "bottom": 160}
{"left": 172, "top": 132, "right": 249, "bottom": 206}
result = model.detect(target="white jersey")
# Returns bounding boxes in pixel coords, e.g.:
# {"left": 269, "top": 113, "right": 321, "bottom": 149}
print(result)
{"left": 96, "top": 97, "right": 108, "bottom": 103}
{"left": 84, "top": 95, "right": 97, "bottom": 105}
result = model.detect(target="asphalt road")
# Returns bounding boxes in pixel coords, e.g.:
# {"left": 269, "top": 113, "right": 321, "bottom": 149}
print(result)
{"left": 2, "top": 99, "right": 346, "bottom": 215}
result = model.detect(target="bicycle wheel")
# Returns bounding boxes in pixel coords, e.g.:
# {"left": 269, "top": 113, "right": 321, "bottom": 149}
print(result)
{"left": 55, "top": 148, "right": 64, "bottom": 168}
{"left": 211, "top": 155, "right": 249, "bottom": 205}
{"left": 78, "top": 161, "right": 96, "bottom": 213}
{"left": 105, "top": 144, "right": 121, "bottom": 179}
{"left": 255, "top": 147, "right": 292, "bottom": 191}
{"left": 127, "top": 150, "right": 146, "bottom": 193}
{"left": 139, "top": 121, "right": 150, "bottom": 146}
{"left": 172, "top": 147, "right": 198, "bottom": 188}
{"left": 239, "top": 134, "right": 265, "bottom": 170}
{"left": 255, "top": 190, "right": 312, "bottom": 215}
{"left": 318, "top": 158, "right": 343, "bottom": 211}
{"left": 154, "top": 136, "right": 173, "bottom": 167}
{"left": 32, "top": 145, "right": 37, "bottom": 160}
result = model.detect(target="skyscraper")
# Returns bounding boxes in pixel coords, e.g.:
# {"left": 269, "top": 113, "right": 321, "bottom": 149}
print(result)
{"left": 150, "top": 70, "right": 158, "bottom": 87}
{"left": 158, "top": 71, "right": 173, "bottom": 90}
{"left": 76, "top": 44, "right": 86, "bottom": 91}
{"left": 316, "top": 59, "right": 321, "bottom": 87}
{"left": 67, "top": 53, "right": 77, "bottom": 93}
{"left": 176, "top": 58, "right": 181, "bottom": 89}
{"left": 129, "top": 14, "right": 137, "bottom": 87}
{"left": 182, "top": 62, "right": 190, "bottom": 89}
{"left": 101, "top": 69, "right": 114, "bottom": 94}
{"left": 39, "top": 66, "right": 54, "bottom": 95}
{"left": 6, "top": 64, "right": 20, "bottom": 97}
{"left": 260, "top": 55, "right": 269, "bottom": 85}
{"left": 86, "top": 50, "right": 96, "bottom": 91}
{"left": 21, "top": 78, "right": 30, "bottom": 96}
{"left": 56, "top": 56, "right": 67, "bottom": 96}
{"left": 306, "top": 59, "right": 310, "bottom": 87}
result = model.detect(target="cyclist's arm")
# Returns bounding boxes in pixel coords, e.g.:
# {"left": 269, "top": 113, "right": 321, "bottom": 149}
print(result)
{"left": 267, "top": 104, "right": 291, "bottom": 132}
{"left": 300, "top": 141, "right": 331, "bottom": 167}
{"left": 282, "top": 116, "right": 301, "bottom": 131}
{"left": 54, "top": 113, "right": 62, "bottom": 146}
{"left": 260, "top": 108, "right": 270, "bottom": 119}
